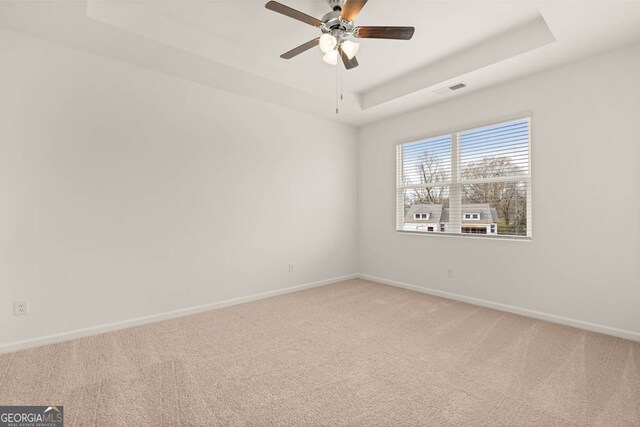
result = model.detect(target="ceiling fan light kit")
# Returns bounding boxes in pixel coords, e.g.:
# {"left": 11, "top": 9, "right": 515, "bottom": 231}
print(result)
{"left": 265, "top": 0, "right": 415, "bottom": 70}
{"left": 319, "top": 33, "right": 338, "bottom": 54}
{"left": 322, "top": 49, "right": 339, "bottom": 65}
{"left": 341, "top": 39, "right": 359, "bottom": 60}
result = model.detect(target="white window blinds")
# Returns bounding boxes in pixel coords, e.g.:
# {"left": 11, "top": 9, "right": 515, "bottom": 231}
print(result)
{"left": 396, "top": 118, "right": 531, "bottom": 238}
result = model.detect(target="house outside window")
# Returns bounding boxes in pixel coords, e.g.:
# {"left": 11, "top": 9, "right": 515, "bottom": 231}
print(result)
{"left": 462, "top": 227, "right": 487, "bottom": 234}
{"left": 396, "top": 118, "right": 531, "bottom": 238}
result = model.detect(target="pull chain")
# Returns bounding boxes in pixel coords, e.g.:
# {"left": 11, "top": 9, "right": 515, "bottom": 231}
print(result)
{"left": 335, "top": 55, "right": 344, "bottom": 115}
{"left": 335, "top": 58, "right": 339, "bottom": 114}
{"left": 340, "top": 58, "right": 344, "bottom": 102}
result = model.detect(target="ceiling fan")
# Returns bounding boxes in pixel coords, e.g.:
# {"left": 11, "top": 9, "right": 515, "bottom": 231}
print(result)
{"left": 265, "top": 0, "right": 415, "bottom": 70}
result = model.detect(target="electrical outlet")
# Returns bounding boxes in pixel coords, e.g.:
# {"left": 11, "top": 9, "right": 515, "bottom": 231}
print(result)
{"left": 447, "top": 268, "right": 454, "bottom": 279}
{"left": 14, "top": 300, "right": 28, "bottom": 316}
{"left": 289, "top": 263, "right": 295, "bottom": 273}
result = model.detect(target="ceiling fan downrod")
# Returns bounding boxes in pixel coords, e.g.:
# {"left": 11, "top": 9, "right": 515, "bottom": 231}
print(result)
{"left": 328, "top": 0, "right": 343, "bottom": 12}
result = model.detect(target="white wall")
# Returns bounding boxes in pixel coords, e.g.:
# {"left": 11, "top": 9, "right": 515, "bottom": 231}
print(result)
{"left": 2, "top": 31, "right": 638, "bottom": 350}
{"left": 358, "top": 43, "right": 640, "bottom": 338}
{"left": 0, "top": 30, "right": 358, "bottom": 348}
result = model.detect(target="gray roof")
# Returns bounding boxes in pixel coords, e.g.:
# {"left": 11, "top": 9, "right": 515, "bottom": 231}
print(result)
{"left": 406, "top": 203, "right": 498, "bottom": 224}
{"left": 404, "top": 204, "right": 443, "bottom": 223}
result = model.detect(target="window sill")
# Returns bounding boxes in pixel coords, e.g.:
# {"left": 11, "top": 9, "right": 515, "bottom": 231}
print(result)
{"left": 396, "top": 230, "right": 532, "bottom": 242}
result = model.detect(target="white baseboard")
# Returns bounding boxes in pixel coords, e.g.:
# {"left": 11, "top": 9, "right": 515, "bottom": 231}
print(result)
{"left": 357, "top": 274, "right": 640, "bottom": 342}
{"left": 0, "top": 274, "right": 358, "bottom": 354}
{"left": 4, "top": 272, "right": 636, "bottom": 353}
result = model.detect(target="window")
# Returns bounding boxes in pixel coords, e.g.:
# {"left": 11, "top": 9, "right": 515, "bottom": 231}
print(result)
{"left": 396, "top": 118, "right": 531, "bottom": 238}
{"left": 413, "top": 213, "right": 430, "bottom": 220}
{"left": 462, "top": 227, "right": 487, "bottom": 234}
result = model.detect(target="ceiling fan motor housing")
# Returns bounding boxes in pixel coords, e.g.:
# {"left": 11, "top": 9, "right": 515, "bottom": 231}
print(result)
{"left": 321, "top": 8, "right": 354, "bottom": 41}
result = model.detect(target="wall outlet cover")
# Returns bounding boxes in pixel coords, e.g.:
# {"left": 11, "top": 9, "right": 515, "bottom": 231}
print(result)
{"left": 14, "top": 300, "right": 28, "bottom": 316}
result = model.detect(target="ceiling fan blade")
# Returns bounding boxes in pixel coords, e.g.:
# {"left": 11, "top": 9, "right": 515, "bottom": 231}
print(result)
{"left": 265, "top": 1, "right": 323, "bottom": 27}
{"left": 281, "top": 38, "right": 320, "bottom": 59}
{"left": 355, "top": 26, "right": 415, "bottom": 40}
{"left": 338, "top": 46, "right": 359, "bottom": 70}
{"left": 340, "top": 0, "right": 368, "bottom": 22}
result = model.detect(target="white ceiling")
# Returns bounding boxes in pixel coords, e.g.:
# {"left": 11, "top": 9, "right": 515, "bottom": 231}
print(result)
{"left": 2, "top": 0, "right": 640, "bottom": 126}
{"left": 146, "top": 0, "right": 543, "bottom": 93}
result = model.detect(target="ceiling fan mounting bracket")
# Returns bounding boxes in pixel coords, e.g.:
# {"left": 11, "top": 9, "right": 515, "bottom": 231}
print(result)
{"left": 327, "top": 0, "right": 344, "bottom": 12}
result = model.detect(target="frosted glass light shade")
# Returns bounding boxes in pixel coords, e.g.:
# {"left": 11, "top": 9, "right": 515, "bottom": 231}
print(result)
{"left": 341, "top": 40, "right": 360, "bottom": 59}
{"left": 319, "top": 34, "right": 337, "bottom": 54}
{"left": 322, "top": 49, "right": 338, "bottom": 65}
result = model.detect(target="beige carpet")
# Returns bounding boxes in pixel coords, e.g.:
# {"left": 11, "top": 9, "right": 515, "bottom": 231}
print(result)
{"left": 1, "top": 279, "right": 638, "bottom": 426}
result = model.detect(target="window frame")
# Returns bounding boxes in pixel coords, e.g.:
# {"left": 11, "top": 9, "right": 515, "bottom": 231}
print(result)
{"left": 396, "top": 116, "right": 532, "bottom": 241}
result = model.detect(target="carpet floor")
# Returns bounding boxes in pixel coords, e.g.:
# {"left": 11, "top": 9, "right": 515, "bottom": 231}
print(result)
{"left": 1, "top": 279, "right": 638, "bottom": 426}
